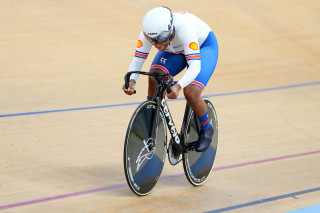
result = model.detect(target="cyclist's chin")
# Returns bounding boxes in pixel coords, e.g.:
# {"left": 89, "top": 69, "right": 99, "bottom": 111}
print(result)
{"left": 157, "top": 46, "right": 166, "bottom": 51}
{"left": 155, "top": 43, "right": 168, "bottom": 51}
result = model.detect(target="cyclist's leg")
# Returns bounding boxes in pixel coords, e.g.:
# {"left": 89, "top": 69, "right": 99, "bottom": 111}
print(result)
{"left": 148, "top": 51, "right": 187, "bottom": 99}
{"left": 183, "top": 85, "right": 207, "bottom": 117}
{"left": 184, "top": 31, "right": 219, "bottom": 118}
{"left": 184, "top": 32, "right": 218, "bottom": 151}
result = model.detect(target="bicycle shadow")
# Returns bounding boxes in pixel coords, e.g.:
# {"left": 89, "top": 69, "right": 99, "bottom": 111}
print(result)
{"left": 55, "top": 165, "right": 135, "bottom": 197}
{"left": 53, "top": 160, "right": 192, "bottom": 198}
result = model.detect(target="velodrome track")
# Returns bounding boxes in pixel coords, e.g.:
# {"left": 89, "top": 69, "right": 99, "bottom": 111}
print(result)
{"left": 0, "top": 0, "right": 319, "bottom": 212}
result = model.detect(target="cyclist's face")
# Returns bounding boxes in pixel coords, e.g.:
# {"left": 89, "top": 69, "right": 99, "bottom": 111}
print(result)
{"left": 154, "top": 39, "right": 170, "bottom": 51}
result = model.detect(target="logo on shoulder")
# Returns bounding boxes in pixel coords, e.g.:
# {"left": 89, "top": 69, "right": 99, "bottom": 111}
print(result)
{"left": 137, "top": 40, "right": 143, "bottom": 48}
{"left": 189, "top": 42, "right": 199, "bottom": 50}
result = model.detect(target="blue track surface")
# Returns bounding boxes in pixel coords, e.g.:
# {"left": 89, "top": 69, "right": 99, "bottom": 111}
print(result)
{"left": 1, "top": 81, "right": 319, "bottom": 118}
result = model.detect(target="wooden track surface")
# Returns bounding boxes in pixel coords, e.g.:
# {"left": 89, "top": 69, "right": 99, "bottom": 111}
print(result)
{"left": 0, "top": 0, "right": 319, "bottom": 212}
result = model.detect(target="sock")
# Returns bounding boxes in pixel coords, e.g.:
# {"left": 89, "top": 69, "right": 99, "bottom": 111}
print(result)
{"left": 198, "top": 111, "right": 210, "bottom": 130}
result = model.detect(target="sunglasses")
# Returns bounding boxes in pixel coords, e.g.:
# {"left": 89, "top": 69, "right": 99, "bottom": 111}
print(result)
{"left": 143, "top": 31, "right": 171, "bottom": 44}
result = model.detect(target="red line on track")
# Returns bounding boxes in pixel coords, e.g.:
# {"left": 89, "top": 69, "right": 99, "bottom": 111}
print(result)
{"left": 1, "top": 150, "right": 319, "bottom": 211}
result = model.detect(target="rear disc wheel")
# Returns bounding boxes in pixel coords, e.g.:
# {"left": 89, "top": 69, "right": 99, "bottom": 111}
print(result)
{"left": 182, "top": 98, "right": 218, "bottom": 186}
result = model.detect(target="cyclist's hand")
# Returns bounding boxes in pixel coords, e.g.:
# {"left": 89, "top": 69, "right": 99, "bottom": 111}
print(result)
{"left": 167, "top": 83, "right": 181, "bottom": 99}
{"left": 122, "top": 79, "right": 136, "bottom": 95}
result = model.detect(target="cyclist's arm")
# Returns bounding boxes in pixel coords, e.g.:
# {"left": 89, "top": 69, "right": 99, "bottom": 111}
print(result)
{"left": 177, "top": 28, "right": 201, "bottom": 89}
{"left": 128, "top": 31, "right": 152, "bottom": 82}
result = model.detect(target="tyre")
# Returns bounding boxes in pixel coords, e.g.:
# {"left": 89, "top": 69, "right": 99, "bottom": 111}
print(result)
{"left": 182, "top": 98, "right": 218, "bottom": 186}
{"left": 123, "top": 101, "right": 167, "bottom": 195}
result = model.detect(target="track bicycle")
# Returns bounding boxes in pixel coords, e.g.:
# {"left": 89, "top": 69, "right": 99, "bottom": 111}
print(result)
{"left": 123, "top": 71, "right": 218, "bottom": 196}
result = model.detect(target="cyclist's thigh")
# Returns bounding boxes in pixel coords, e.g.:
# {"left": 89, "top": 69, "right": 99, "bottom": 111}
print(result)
{"left": 191, "top": 32, "right": 219, "bottom": 90}
{"left": 151, "top": 51, "right": 187, "bottom": 76}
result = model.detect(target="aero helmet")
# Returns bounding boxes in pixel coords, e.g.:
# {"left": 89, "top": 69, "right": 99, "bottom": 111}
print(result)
{"left": 142, "top": 7, "right": 173, "bottom": 44}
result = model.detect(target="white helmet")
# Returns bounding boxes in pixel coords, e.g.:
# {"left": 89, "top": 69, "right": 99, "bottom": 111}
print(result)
{"left": 142, "top": 7, "right": 173, "bottom": 44}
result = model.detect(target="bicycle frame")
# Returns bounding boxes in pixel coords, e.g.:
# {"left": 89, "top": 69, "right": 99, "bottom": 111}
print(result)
{"left": 125, "top": 71, "right": 187, "bottom": 154}
{"left": 153, "top": 93, "right": 199, "bottom": 154}
{"left": 150, "top": 75, "right": 185, "bottom": 154}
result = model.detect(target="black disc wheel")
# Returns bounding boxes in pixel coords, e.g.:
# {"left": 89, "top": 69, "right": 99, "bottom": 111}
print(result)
{"left": 123, "top": 101, "right": 167, "bottom": 196}
{"left": 182, "top": 98, "right": 218, "bottom": 186}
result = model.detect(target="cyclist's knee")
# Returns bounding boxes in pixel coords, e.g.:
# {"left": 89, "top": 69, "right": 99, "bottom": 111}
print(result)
{"left": 148, "top": 69, "right": 163, "bottom": 97}
{"left": 149, "top": 67, "right": 167, "bottom": 86}
{"left": 150, "top": 68, "right": 163, "bottom": 74}
{"left": 183, "top": 85, "right": 202, "bottom": 105}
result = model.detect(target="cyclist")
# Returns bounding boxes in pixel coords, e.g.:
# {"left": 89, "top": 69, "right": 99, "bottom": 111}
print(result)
{"left": 122, "top": 7, "right": 219, "bottom": 152}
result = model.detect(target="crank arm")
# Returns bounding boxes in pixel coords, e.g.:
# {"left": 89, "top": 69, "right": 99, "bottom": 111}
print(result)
{"left": 183, "top": 141, "right": 198, "bottom": 153}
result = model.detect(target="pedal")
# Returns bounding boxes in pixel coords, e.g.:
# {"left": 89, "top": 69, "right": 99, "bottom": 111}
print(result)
{"left": 184, "top": 141, "right": 198, "bottom": 153}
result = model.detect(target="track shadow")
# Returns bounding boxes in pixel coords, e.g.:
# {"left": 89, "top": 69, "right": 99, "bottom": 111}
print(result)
{"left": 54, "top": 165, "right": 133, "bottom": 197}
